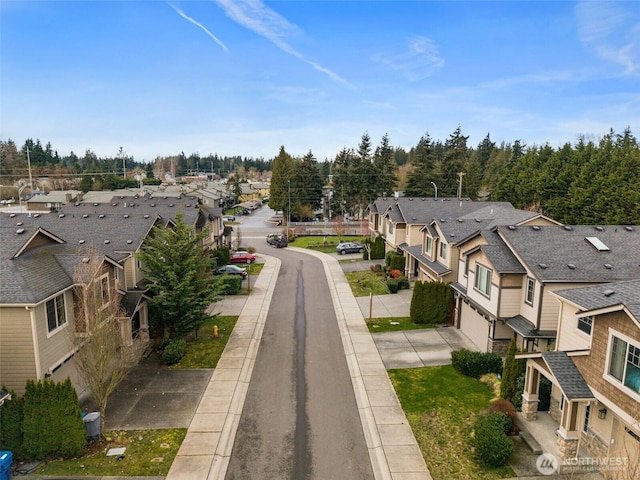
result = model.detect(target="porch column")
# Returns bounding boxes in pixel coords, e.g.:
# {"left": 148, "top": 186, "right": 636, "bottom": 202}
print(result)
{"left": 521, "top": 362, "right": 540, "bottom": 421}
{"left": 119, "top": 316, "right": 135, "bottom": 362}
{"left": 556, "top": 399, "right": 580, "bottom": 459}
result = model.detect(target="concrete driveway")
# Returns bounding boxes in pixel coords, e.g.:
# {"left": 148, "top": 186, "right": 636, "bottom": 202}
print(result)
{"left": 372, "top": 326, "right": 478, "bottom": 369}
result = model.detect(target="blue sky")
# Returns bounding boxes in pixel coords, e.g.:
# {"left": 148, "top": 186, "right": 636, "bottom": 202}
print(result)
{"left": 2, "top": 1, "right": 639, "bottom": 162}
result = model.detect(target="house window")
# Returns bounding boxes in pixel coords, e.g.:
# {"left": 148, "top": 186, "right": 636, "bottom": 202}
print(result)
{"left": 525, "top": 278, "right": 535, "bottom": 305}
{"left": 474, "top": 264, "right": 492, "bottom": 296}
{"left": 388, "top": 221, "right": 394, "bottom": 234}
{"left": 607, "top": 334, "right": 640, "bottom": 395}
{"left": 46, "top": 294, "right": 67, "bottom": 333}
{"left": 438, "top": 242, "right": 447, "bottom": 261}
{"left": 101, "top": 276, "right": 110, "bottom": 305}
{"left": 464, "top": 255, "right": 470, "bottom": 277}
{"left": 583, "top": 405, "right": 590, "bottom": 433}
{"left": 425, "top": 237, "right": 432, "bottom": 255}
{"left": 577, "top": 315, "right": 593, "bottom": 335}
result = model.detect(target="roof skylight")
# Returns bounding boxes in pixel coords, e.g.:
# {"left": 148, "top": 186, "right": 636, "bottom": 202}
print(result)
{"left": 586, "top": 236, "right": 610, "bottom": 251}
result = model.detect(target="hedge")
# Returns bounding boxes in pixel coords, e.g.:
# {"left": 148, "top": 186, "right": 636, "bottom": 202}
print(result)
{"left": 451, "top": 349, "right": 503, "bottom": 379}
{"left": 162, "top": 339, "right": 187, "bottom": 365}
{"left": 474, "top": 412, "right": 514, "bottom": 467}
{"left": 218, "top": 275, "right": 242, "bottom": 295}
{"left": 0, "top": 389, "right": 24, "bottom": 458}
{"left": 410, "top": 280, "right": 453, "bottom": 325}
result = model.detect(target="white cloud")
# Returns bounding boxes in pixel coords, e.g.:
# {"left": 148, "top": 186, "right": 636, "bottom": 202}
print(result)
{"left": 371, "top": 36, "right": 444, "bottom": 81}
{"left": 211, "top": 0, "right": 351, "bottom": 86}
{"left": 575, "top": 0, "right": 640, "bottom": 74}
{"left": 169, "top": 4, "right": 228, "bottom": 51}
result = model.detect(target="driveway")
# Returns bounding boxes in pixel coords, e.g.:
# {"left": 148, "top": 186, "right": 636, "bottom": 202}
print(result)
{"left": 372, "top": 327, "right": 478, "bottom": 369}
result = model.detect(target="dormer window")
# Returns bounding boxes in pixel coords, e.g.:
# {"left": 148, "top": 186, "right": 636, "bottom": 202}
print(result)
{"left": 425, "top": 237, "right": 433, "bottom": 255}
{"left": 438, "top": 242, "right": 447, "bottom": 261}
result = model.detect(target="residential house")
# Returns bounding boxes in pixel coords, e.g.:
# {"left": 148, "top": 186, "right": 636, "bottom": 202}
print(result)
{"left": 519, "top": 279, "right": 640, "bottom": 467}
{"left": 26, "top": 190, "right": 82, "bottom": 212}
{"left": 453, "top": 225, "right": 640, "bottom": 355}
{"left": 367, "top": 196, "right": 515, "bottom": 255}
{"left": 405, "top": 205, "right": 558, "bottom": 284}
{"left": 0, "top": 193, "right": 223, "bottom": 397}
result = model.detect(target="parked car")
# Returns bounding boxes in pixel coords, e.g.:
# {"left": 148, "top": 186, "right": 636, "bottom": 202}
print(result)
{"left": 214, "top": 265, "right": 247, "bottom": 279}
{"left": 230, "top": 251, "right": 256, "bottom": 263}
{"left": 336, "top": 242, "right": 364, "bottom": 255}
{"left": 266, "top": 234, "right": 288, "bottom": 247}
{"left": 223, "top": 215, "right": 235, "bottom": 222}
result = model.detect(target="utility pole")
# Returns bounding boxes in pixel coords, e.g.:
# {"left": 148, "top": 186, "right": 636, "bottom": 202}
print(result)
{"left": 288, "top": 180, "right": 291, "bottom": 226}
{"left": 457, "top": 172, "right": 465, "bottom": 199}
{"left": 26, "top": 145, "right": 34, "bottom": 190}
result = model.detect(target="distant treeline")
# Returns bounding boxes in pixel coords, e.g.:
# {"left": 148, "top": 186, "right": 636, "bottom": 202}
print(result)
{"left": 1, "top": 126, "right": 639, "bottom": 224}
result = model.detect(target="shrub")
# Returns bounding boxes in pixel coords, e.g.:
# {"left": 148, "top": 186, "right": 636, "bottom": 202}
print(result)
{"left": 451, "top": 349, "right": 503, "bottom": 379}
{"left": 387, "top": 279, "right": 399, "bottom": 293}
{"left": 247, "top": 246, "right": 256, "bottom": 254}
{"left": 474, "top": 412, "right": 514, "bottom": 467}
{"left": 371, "top": 235, "right": 385, "bottom": 259}
{"left": 218, "top": 274, "right": 242, "bottom": 295}
{"left": 369, "top": 264, "right": 383, "bottom": 273}
{"left": 384, "top": 250, "right": 402, "bottom": 267}
{"left": 389, "top": 254, "right": 405, "bottom": 271}
{"left": 488, "top": 398, "right": 519, "bottom": 435}
{"left": 211, "top": 247, "right": 230, "bottom": 268}
{"left": 500, "top": 337, "right": 526, "bottom": 406}
{"left": 397, "top": 277, "right": 410, "bottom": 290}
{"left": 22, "top": 378, "right": 85, "bottom": 460}
{"left": 411, "top": 281, "right": 453, "bottom": 325}
{"left": 0, "top": 389, "right": 24, "bottom": 458}
{"left": 162, "top": 339, "right": 187, "bottom": 365}
{"left": 389, "top": 269, "right": 402, "bottom": 279}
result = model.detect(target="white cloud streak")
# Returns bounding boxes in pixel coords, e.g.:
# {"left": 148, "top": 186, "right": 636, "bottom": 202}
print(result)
{"left": 170, "top": 4, "right": 228, "bottom": 51}
{"left": 371, "top": 36, "right": 444, "bottom": 81}
{"left": 575, "top": 0, "right": 639, "bottom": 74}
{"left": 211, "top": 0, "right": 351, "bottom": 87}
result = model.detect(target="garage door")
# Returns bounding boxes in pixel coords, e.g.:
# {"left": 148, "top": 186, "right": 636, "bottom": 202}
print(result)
{"left": 459, "top": 302, "right": 489, "bottom": 352}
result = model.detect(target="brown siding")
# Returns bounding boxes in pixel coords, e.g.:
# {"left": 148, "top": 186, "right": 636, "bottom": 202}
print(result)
{"left": 573, "top": 311, "right": 640, "bottom": 419}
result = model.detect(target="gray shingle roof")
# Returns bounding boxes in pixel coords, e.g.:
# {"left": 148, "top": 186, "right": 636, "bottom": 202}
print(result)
{"left": 553, "top": 279, "right": 640, "bottom": 322}
{"left": 403, "top": 244, "right": 451, "bottom": 275}
{"left": 506, "top": 315, "right": 557, "bottom": 338}
{"left": 542, "top": 351, "right": 594, "bottom": 400}
{"left": 498, "top": 225, "right": 640, "bottom": 282}
{"left": 478, "top": 230, "right": 527, "bottom": 274}
{"left": 1, "top": 194, "right": 203, "bottom": 305}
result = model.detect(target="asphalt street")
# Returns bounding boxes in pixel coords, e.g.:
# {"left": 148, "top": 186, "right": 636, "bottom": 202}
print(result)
{"left": 225, "top": 248, "right": 374, "bottom": 480}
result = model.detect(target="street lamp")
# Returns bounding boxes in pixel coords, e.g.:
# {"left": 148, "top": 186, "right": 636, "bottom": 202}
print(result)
{"left": 430, "top": 181, "right": 438, "bottom": 199}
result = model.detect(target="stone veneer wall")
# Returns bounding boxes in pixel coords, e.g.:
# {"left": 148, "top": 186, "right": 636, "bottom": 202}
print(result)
{"left": 581, "top": 429, "right": 609, "bottom": 459}
{"left": 549, "top": 395, "right": 561, "bottom": 423}
{"left": 488, "top": 337, "right": 510, "bottom": 356}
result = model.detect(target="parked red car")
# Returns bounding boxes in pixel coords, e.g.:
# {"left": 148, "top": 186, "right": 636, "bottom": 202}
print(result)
{"left": 230, "top": 251, "right": 256, "bottom": 263}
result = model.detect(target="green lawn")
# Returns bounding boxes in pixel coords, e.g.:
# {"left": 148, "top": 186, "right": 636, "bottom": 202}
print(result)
{"left": 172, "top": 315, "right": 237, "bottom": 369}
{"left": 289, "top": 235, "right": 368, "bottom": 254}
{"left": 344, "top": 270, "right": 390, "bottom": 296}
{"left": 35, "top": 429, "right": 186, "bottom": 477}
{"left": 389, "top": 365, "right": 515, "bottom": 480}
{"left": 366, "top": 316, "right": 437, "bottom": 333}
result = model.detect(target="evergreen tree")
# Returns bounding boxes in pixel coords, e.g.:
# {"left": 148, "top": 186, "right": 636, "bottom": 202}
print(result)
{"left": 500, "top": 337, "right": 525, "bottom": 405}
{"left": 405, "top": 133, "right": 438, "bottom": 197}
{"left": 440, "top": 126, "right": 469, "bottom": 196}
{"left": 269, "top": 146, "right": 295, "bottom": 220}
{"left": 293, "top": 151, "right": 324, "bottom": 219}
{"left": 137, "top": 212, "right": 220, "bottom": 339}
{"left": 372, "top": 133, "right": 398, "bottom": 197}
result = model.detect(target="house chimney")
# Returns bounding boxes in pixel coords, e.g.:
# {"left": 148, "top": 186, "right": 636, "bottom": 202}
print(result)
{"left": 77, "top": 192, "right": 84, "bottom": 202}
{"left": 65, "top": 193, "right": 72, "bottom": 202}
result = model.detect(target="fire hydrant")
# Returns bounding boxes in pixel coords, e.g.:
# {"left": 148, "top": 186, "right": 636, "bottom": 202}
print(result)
{"left": 213, "top": 325, "right": 219, "bottom": 338}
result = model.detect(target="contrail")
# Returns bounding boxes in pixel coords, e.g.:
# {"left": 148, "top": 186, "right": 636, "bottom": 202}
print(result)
{"left": 170, "top": 4, "right": 228, "bottom": 51}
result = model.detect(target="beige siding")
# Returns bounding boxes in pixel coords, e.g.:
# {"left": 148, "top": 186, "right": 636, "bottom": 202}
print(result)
{"left": 35, "top": 291, "right": 74, "bottom": 377}
{"left": 539, "top": 283, "right": 595, "bottom": 331}
{"left": 459, "top": 301, "right": 490, "bottom": 351}
{"left": 466, "top": 253, "right": 499, "bottom": 316}
{"left": 0, "top": 307, "right": 37, "bottom": 394}
{"left": 556, "top": 302, "right": 592, "bottom": 351}
{"left": 406, "top": 225, "right": 425, "bottom": 246}
{"left": 124, "top": 257, "right": 136, "bottom": 288}
{"left": 498, "top": 287, "right": 521, "bottom": 317}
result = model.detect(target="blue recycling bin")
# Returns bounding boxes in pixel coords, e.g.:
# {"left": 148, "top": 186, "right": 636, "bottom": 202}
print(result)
{"left": 0, "top": 451, "right": 12, "bottom": 480}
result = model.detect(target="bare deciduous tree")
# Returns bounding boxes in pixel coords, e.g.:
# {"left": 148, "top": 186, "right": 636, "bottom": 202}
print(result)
{"left": 71, "top": 253, "right": 133, "bottom": 437}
